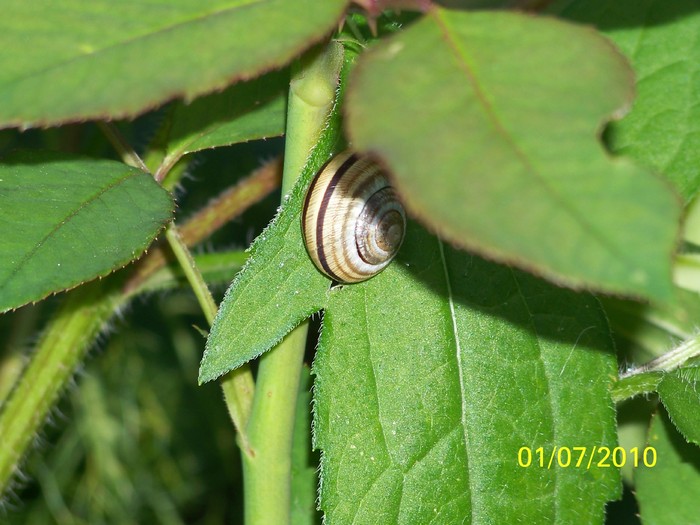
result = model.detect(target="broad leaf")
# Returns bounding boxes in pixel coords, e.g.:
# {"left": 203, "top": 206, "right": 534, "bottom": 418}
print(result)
{"left": 550, "top": 0, "right": 700, "bottom": 201}
{"left": 636, "top": 408, "right": 700, "bottom": 524}
{"left": 0, "top": 151, "right": 172, "bottom": 312}
{"left": 658, "top": 366, "right": 700, "bottom": 444}
{"left": 346, "top": 8, "right": 680, "bottom": 301}
{"left": 313, "top": 223, "right": 620, "bottom": 523}
{"left": 0, "top": 0, "right": 347, "bottom": 127}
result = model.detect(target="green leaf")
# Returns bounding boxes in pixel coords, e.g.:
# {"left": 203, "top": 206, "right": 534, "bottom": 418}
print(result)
{"left": 636, "top": 408, "right": 700, "bottom": 524}
{"left": 550, "top": 0, "right": 700, "bottom": 201}
{"left": 0, "top": 151, "right": 172, "bottom": 312}
{"left": 0, "top": 0, "right": 348, "bottom": 127}
{"left": 163, "top": 70, "right": 288, "bottom": 160}
{"left": 346, "top": 8, "right": 680, "bottom": 301}
{"left": 199, "top": 41, "right": 353, "bottom": 384}
{"left": 313, "top": 222, "right": 620, "bottom": 523}
{"left": 198, "top": 139, "right": 332, "bottom": 384}
{"left": 658, "top": 366, "right": 700, "bottom": 445}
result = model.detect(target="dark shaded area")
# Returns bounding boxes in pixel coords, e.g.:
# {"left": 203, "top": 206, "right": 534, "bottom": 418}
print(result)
{"left": 0, "top": 117, "right": 285, "bottom": 523}
{"left": 397, "top": 219, "right": 616, "bottom": 358}
{"left": 605, "top": 482, "right": 642, "bottom": 525}
{"left": 549, "top": 0, "right": 700, "bottom": 30}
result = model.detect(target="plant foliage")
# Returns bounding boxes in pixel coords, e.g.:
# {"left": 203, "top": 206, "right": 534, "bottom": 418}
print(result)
{"left": 1, "top": 1, "right": 700, "bottom": 524}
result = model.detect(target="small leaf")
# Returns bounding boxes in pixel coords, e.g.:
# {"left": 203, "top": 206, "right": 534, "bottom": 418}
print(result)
{"left": 346, "top": 9, "right": 680, "bottom": 301}
{"left": 636, "top": 408, "right": 700, "bottom": 524}
{"left": 197, "top": 126, "right": 350, "bottom": 382}
{"left": 314, "top": 222, "right": 620, "bottom": 523}
{"left": 199, "top": 41, "right": 352, "bottom": 384}
{"left": 198, "top": 164, "right": 329, "bottom": 383}
{"left": 164, "top": 69, "right": 288, "bottom": 159}
{"left": 658, "top": 366, "right": 700, "bottom": 445}
{"left": 550, "top": 0, "right": 700, "bottom": 201}
{"left": 0, "top": 0, "right": 348, "bottom": 127}
{"left": 0, "top": 151, "right": 172, "bottom": 312}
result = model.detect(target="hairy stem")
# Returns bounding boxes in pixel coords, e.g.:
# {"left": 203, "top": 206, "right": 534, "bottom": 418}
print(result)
{"left": 620, "top": 335, "right": 700, "bottom": 379}
{"left": 0, "top": 280, "right": 123, "bottom": 494}
{"left": 164, "top": 223, "right": 218, "bottom": 324}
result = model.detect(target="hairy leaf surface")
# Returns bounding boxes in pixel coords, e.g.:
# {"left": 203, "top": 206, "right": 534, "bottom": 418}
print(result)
{"left": 636, "top": 409, "right": 700, "bottom": 524}
{"left": 658, "top": 366, "right": 700, "bottom": 444}
{"left": 313, "top": 222, "right": 620, "bottom": 523}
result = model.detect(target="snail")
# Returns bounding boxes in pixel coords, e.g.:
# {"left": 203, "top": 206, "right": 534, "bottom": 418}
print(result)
{"left": 301, "top": 150, "right": 406, "bottom": 283}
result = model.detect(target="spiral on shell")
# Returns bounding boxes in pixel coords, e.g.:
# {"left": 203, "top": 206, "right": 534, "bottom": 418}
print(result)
{"left": 301, "top": 151, "right": 406, "bottom": 284}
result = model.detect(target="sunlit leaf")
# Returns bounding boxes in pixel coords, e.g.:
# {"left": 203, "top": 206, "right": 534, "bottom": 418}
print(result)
{"left": 313, "top": 223, "right": 620, "bottom": 523}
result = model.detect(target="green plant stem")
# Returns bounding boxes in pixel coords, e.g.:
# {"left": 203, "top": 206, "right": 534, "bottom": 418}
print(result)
{"left": 282, "top": 43, "right": 344, "bottom": 192}
{"left": 0, "top": 126, "right": 276, "bottom": 495}
{"left": 164, "top": 223, "right": 218, "bottom": 324}
{"left": 123, "top": 156, "right": 281, "bottom": 295}
{"left": 164, "top": 222, "right": 255, "bottom": 445}
{"left": 97, "top": 121, "right": 149, "bottom": 172}
{"left": 611, "top": 372, "right": 663, "bottom": 403}
{"left": 242, "top": 41, "right": 344, "bottom": 525}
{"left": 100, "top": 120, "right": 258, "bottom": 440}
{"left": 132, "top": 251, "right": 248, "bottom": 296}
{"left": 0, "top": 280, "right": 122, "bottom": 494}
{"left": 243, "top": 324, "right": 309, "bottom": 524}
{"left": 0, "top": 306, "right": 41, "bottom": 405}
{"left": 621, "top": 335, "right": 700, "bottom": 379}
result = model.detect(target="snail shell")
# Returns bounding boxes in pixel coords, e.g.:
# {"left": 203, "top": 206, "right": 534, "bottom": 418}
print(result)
{"left": 302, "top": 151, "right": 406, "bottom": 283}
